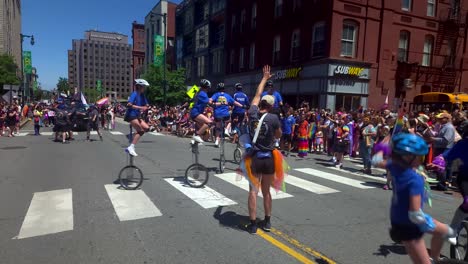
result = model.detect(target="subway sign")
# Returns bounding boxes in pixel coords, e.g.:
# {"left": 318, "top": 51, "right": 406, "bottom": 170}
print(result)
{"left": 333, "top": 65, "right": 366, "bottom": 77}
{"left": 274, "top": 67, "right": 302, "bottom": 80}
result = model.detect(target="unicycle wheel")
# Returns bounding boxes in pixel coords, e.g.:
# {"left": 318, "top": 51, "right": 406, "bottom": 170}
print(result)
{"left": 118, "top": 165, "right": 144, "bottom": 190}
{"left": 219, "top": 156, "right": 226, "bottom": 173}
{"left": 233, "top": 148, "right": 242, "bottom": 164}
{"left": 185, "top": 163, "right": 209, "bottom": 188}
{"left": 451, "top": 222, "right": 468, "bottom": 261}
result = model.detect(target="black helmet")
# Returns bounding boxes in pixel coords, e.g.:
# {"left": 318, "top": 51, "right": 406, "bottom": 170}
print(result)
{"left": 235, "top": 83, "right": 243, "bottom": 90}
{"left": 266, "top": 80, "right": 273, "bottom": 87}
{"left": 200, "top": 79, "right": 211, "bottom": 88}
{"left": 217, "top": 83, "right": 225, "bottom": 90}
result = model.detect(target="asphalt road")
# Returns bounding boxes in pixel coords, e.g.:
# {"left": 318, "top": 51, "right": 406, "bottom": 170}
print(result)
{"left": 0, "top": 120, "right": 460, "bottom": 264}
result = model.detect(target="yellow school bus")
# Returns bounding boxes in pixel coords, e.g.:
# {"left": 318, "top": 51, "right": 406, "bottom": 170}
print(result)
{"left": 411, "top": 92, "right": 468, "bottom": 112}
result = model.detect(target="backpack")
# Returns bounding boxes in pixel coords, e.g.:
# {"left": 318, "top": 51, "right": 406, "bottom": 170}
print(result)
{"left": 56, "top": 109, "right": 68, "bottom": 125}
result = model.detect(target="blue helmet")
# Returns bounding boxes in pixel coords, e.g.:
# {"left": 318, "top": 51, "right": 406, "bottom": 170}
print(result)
{"left": 392, "top": 133, "right": 428, "bottom": 156}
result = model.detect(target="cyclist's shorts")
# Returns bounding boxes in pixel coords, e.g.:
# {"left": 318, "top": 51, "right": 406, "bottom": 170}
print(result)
{"left": 281, "top": 134, "right": 292, "bottom": 143}
{"left": 389, "top": 224, "right": 423, "bottom": 243}
{"left": 231, "top": 112, "right": 245, "bottom": 123}
{"left": 190, "top": 109, "right": 201, "bottom": 120}
{"left": 251, "top": 155, "right": 275, "bottom": 175}
{"left": 214, "top": 116, "right": 230, "bottom": 122}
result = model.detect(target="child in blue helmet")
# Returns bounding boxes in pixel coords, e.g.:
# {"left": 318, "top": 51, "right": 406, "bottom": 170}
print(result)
{"left": 374, "top": 133, "right": 455, "bottom": 263}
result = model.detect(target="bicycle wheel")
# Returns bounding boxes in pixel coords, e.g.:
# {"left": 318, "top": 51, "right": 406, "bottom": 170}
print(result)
{"left": 118, "top": 165, "right": 144, "bottom": 190}
{"left": 234, "top": 148, "right": 242, "bottom": 164}
{"left": 185, "top": 163, "right": 209, "bottom": 188}
{"left": 219, "top": 154, "right": 226, "bottom": 173}
{"left": 451, "top": 222, "right": 468, "bottom": 261}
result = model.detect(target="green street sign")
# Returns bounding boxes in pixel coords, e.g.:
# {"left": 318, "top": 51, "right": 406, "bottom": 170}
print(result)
{"left": 154, "top": 34, "right": 164, "bottom": 67}
{"left": 96, "top": 80, "right": 102, "bottom": 92}
{"left": 23, "top": 51, "right": 32, "bottom": 74}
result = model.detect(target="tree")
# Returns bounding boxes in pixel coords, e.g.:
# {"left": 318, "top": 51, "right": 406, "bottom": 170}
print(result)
{"left": 56, "top": 77, "right": 70, "bottom": 94}
{"left": 0, "top": 54, "right": 20, "bottom": 93}
{"left": 33, "top": 88, "right": 44, "bottom": 101}
{"left": 142, "top": 65, "right": 187, "bottom": 105}
{"left": 83, "top": 87, "right": 99, "bottom": 103}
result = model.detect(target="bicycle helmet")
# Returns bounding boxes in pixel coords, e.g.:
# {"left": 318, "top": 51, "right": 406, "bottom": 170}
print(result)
{"left": 235, "top": 83, "right": 243, "bottom": 90}
{"left": 266, "top": 80, "right": 274, "bottom": 87}
{"left": 200, "top": 79, "right": 211, "bottom": 88}
{"left": 217, "top": 83, "right": 225, "bottom": 90}
{"left": 392, "top": 133, "right": 428, "bottom": 156}
{"left": 135, "top": 79, "right": 150, "bottom": 87}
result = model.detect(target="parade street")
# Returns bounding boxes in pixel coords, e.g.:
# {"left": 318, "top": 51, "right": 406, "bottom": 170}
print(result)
{"left": 0, "top": 120, "right": 459, "bottom": 264}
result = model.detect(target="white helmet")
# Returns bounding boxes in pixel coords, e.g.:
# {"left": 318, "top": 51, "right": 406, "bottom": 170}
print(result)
{"left": 135, "top": 79, "right": 150, "bottom": 87}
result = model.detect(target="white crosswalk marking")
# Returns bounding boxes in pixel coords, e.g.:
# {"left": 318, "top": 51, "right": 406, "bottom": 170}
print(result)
{"left": 73, "top": 132, "right": 78, "bottom": 136}
{"left": 16, "top": 189, "right": 73, "bottom": 239}
{"left": 40, "top": 132, "right": 54, "bottom": 136}
{"left": 164, "top": 178, "right": 237, "bottom": 208}
{"left": 16, "top": 132, "right": 29, "bottom": 137}
{"left": 109, "top": 131, "right": 124, "bottom": 135}
{"left": 295, "top": 168, "right": 374, "bottom": 189}
{"left": 90, "top": 131, "right": 98, "bottom": 135}
{"left": 215, "top": 173, "right": 293, "bottom": 199}
{"left": 326, "top": 166, "right": 387, "bottom": 183}
{"left": 149, "top": 132, "right": 164, "bottom": 136}
{"left": 104, "top": 184, "right": 162, "bottom": 221}
{"left": 285, "top": 175, "right": 339, "bottom": 194}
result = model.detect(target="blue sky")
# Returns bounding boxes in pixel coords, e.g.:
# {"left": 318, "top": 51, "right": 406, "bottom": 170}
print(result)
{"left": 22, "top": 0, "right": 182, "bottom": 91}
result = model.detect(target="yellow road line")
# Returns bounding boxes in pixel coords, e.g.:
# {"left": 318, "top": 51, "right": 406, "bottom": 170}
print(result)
{"left": 257, "top": 229, "right": 316, "bottom": 264}
{"left": 270, "top": 228, "right": 337, "bottom": 264}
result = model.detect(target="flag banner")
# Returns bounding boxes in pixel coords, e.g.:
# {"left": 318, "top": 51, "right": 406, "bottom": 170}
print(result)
{"left": 154, "top": 35, "right": 164, "bottom": 67}
{"left": 23, "top": 51, "right": 32, "bottom": 74}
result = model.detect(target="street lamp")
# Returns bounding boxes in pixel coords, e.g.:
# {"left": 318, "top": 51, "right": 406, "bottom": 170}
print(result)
{"left": 20, "top": 34, "right": 35, "bottom": 105}
{"left": 150, "top": 12, "right": 167, "bottom": 105}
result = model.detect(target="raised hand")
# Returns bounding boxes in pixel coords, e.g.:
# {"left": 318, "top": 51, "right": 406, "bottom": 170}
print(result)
{"left": 262, "top": 65, "right": 274, "bottom": 80}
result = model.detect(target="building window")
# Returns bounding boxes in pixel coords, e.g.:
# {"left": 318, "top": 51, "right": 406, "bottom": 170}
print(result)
{"left": 275, "top": 0, "right": 283, "bottom": 18}
{"left": 212, "top": 50, "right": 223, "bottom": 74}
{"left": 422, "top": 35, "right": 434, "bottom": 66}
{"left": 446, "top": 39, "right": 456, "bottom": 66}
{"left": 230, "top": 50, "right": 235, "bottom": 72}
{"left": 240, "top": 9, "right": 246, "bottom": 33}
{"left": 427, "top": 0, "right": 435, "bottom": 17}
{"left": 197, "top": 56, "right": 206, "bottom": 77}
{"left": 239, "top": 47, "right": 245, "bottom": 70}
{"left": 195, "top": 25, "right": 209, "bottom": 51}
{"left": 231, "top": 15, "right": 236, "bottom": 35}
{"left": 293, "top": 0, "right": 302, "bottom": 11}
{"left": 273, "top": 35, "right": 281, "bottom": 64}
{"left": 341, "top": 20, "right": 358, "bottom": 58}
{"left": 290, "top": 29, "right": 301, "bottom": 61}
{"left": 249, "top": 43, "right": 255, "bottom": 69}
{"left": 398, "top": 30, "right": 410, "bottom": 62}
{"left": 402, "top": 0, "right": 411, "bottom": 11}
{"left": 251, "top": 3, "right": 257, "bottom": 29}
{"left": 312, "top": 22, "right": 326, "bottom": 57}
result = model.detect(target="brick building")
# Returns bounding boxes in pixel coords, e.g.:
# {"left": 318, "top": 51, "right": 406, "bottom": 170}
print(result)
{"left": 132, "top": 22, "right": 145, "bottom": 87}
{"left": 0, "top": 0, "right": 21, "bottom": 66}
{"left": 68, "top": 30, "right": 133, "bottom": 100}
{"left": 176, "top": 0, "right": 227, "bottom": 85}
{"left": 223, "top": 0, "right": 468, "bottom": 110}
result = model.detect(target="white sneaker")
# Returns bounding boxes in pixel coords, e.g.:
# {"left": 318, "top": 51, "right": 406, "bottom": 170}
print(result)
{"left": 448, "top": 236, "right": 457, "bottom": 245}
{"left": 215, "top": 139, "right": 219, "bottom": 147}
{"left": 224, "top": 129, "right": 230, "bottom": 136}
{"left": 126, "top": 146, "right": 138, "bottom": 157}
{"left": 193, "top": 135, "right": 204, "bottom": 143}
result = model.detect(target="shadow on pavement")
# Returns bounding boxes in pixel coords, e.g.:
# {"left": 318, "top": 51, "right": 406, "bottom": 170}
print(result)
{"left": 213, "top": 206, "right": 250, "bottom": 232}
{"left": 373, "top": 243, "right": 407, "bottom": 257}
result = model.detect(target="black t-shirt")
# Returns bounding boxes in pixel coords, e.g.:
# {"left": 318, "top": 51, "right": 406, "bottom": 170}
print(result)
{"left": 248, "top": 105, "right": 281, "bottom": 151}
{"left": 89, "top": 109, "right": 99, "bottom": 123}
{"left": 55, "top": 109, "right": 69, "bottom": 125}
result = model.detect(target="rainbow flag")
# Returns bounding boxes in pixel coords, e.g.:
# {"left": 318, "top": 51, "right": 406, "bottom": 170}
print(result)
{"left": 309, "top": 122, "right": 317, "bottom": 138}
{"left": 392, "top": 110, "right": 405, "bottom": 136}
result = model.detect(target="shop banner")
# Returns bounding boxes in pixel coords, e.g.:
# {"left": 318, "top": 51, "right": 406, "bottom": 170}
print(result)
{"left": 154, "top": 35, "right": 164, "bottom": 67}
{"left": 96, "top": 80, "right": 102, "bottom": 93}
{"left": 23, "top": 51, "right": 32, "bottom": 74}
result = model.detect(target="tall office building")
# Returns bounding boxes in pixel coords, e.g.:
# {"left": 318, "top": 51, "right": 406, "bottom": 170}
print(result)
{"left": 132, "top": 21, "right": 145, "bottom": 87}
{"left": 68, "top": 30, "right": 133, "bottom": 99}
{"left": 144, "top": 0, "right": 177, "bottom": 70}
{"left": 0, "top": 0, "right": 22, "bottom": 65}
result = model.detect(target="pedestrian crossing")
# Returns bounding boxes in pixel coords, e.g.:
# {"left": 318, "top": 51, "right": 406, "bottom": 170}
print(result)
{"left": 12, "top": 165, "right": 387, "bottom": 240}
{"left": 10, "top": 130, "right": 165, "bottom": 137}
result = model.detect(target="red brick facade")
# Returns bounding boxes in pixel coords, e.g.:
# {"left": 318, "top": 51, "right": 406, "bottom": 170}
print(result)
{"left": 132, "top": 22, "right": 145, "bottom": 90}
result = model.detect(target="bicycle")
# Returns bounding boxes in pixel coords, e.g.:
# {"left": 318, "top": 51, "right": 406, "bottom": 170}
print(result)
{"left": 118, "top": 125, "right": 144, "bottom": 190}
{"left": 185, "top": 140, "right": 217, "bottom": 188}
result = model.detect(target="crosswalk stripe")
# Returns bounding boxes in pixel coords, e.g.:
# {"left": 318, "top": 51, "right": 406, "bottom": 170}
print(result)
{"left": 215, "top": 173, "right": 293, "bottom": 199}
{"left": 104, "top": 184, "right": 162, "bottom": 221}
{"left": 90, "top": 131, "right": 98, "bottom": 135}
{"left": 295, "top": 168, "right": 374, "bottom": 189}
{"left": 326, "top": 166, "right": 387, "bottom": 183}
{"left": 73, "top": 132, "right": 78, "bottom": 136}
{"left": 40, "top": 132, "right": 54, "bottom": 136}
{"left": 285, "top": 175, "right": 339, "bottom": 194}
{"left": 16, "top": 189, "right": 73, "bottom": 239}
{"left": 164, "top": 178, "right": 237, "bottom": 208}
{"left": 149, "top": 132, "right": 164, "bottom": 136}
{"left": 16, "top": 132, "right": 29, "bottom": 137}
{"left": 109, "top": 131, "right": 124, "bottom": 135}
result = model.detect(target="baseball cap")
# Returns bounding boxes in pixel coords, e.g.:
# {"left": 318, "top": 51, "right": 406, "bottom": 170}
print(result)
{"left": 417, "top": 114, "right": 430, "bottom": 124}
{"left": 436, "top": 113, "right": 452, "bottom": 119}
{"left": 261, "top": 95, "right": 275, "bottom": 106}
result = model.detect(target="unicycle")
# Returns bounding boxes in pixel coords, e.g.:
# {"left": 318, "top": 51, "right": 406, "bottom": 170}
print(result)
{"left": 185, "top": 140, "right": 210, "bottom": 188}
{"left": 219, "top": 119, "right": 227, "bottom": 173}
{"left": 118, "top": 125, "right": 144, "bottom": 190}
{"left": 233, "top": 141, "right": 242, "bottom": 164}
{"left": 451, "top": 219, "right": 468, "bottom": 261}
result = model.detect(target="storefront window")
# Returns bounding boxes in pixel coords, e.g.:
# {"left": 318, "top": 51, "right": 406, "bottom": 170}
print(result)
{"left": 335, "top": 94, "right": 361, "bottom": 111}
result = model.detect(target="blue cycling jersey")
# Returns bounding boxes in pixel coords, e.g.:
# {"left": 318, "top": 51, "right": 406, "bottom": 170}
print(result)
{"left": 127, "top": 91, "right": 149, "bottom": 117}
{"left": 282, "top": 115, "right": 296, "bottom": 135}
{"left": 233, "top": 92, "right": 249, "bottom": 114}
{"left": 211, "top": 92, "right": 234, "bottom": 118}
{"left": 190, "top": 90, "right": 209, "bottom": 118}
{"left": 261, "top": 91, "right": 283, "bottom": 108}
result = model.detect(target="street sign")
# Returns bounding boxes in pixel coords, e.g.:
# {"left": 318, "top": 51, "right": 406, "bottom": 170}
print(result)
{"left": 23, "top": 51, "right": 32, "bottom": 74}
{"left": 154, "top": 35, "right": 164, "bottom": 67}
{"left": 186, "top": 85, "right": 199, "bottom": 99}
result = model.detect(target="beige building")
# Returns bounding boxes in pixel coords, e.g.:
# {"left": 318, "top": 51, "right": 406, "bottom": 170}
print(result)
{"left": 0, "top": 0, "right": 22, "bottom": 66}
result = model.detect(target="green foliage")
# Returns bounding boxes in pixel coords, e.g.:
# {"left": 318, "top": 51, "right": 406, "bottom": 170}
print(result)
{"left": 83, "top": 87, "right": 99, "bottom": 103}
{"left": 0, "top": 54, "right": 20, "bottom": 92}
{"left": 56, "top": 77, "right": 70, "bottom": 94}
{"left": 142, "top": 64, "right": 187, "bottom": 105}
{"left": 33, "top": 88, "right": 44, "bottom": 101}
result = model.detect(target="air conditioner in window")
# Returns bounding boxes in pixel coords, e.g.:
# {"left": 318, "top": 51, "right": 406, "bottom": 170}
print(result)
{"left": 404, "top": 78, "right": 413, "bottom": 89}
